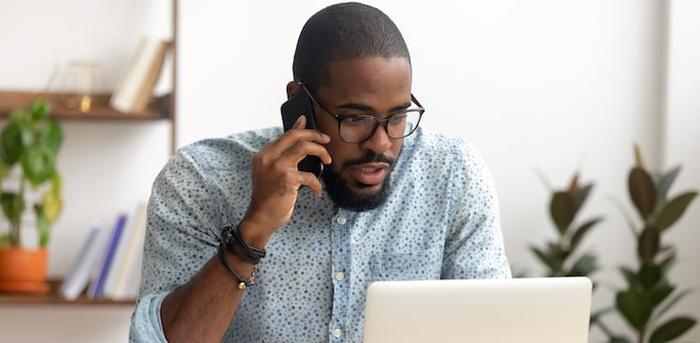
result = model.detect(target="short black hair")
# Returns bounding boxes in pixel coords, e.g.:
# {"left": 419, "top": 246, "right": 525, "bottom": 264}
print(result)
{"left": 292, "top": 2, "right": 410, "bottom": 90}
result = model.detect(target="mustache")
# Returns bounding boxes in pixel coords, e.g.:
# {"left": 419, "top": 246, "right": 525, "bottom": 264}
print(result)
{"left": 342, "top": 152, "right": 395, "bottom": 169}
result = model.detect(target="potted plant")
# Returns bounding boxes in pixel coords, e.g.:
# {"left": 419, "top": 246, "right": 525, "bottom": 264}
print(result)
{"left": 595, "top": 146, "right": 697, "bottom": 342}
{"left": 530, "top": 172, "right": 603, "bottom": 278}
{"left": 0, "top": 99, "right": 64, "bottom": 293}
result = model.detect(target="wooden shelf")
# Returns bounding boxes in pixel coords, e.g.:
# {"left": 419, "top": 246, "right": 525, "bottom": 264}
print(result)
{"left": 0, "top": 91, "right": 170, "bottom": 122}
{"left": 0, "top": 280, "right": 136, "bottom": 306}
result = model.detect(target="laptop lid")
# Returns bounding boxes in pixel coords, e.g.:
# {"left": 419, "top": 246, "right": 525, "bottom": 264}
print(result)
{"left": 363, "top": 277, "right": 592, "bottom": 343}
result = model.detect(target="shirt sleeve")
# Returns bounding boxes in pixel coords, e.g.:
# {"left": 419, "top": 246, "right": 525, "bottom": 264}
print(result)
{"left": 440, "top": 138, "right": 511, "bottom": 280}
{"left": 129, "top": 148, "right": 222, "bottom": 342}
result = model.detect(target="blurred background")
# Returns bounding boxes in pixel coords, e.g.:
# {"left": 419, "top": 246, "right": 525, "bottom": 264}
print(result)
{"left": 0, "top": 0, "right": 697, "bottom": 342}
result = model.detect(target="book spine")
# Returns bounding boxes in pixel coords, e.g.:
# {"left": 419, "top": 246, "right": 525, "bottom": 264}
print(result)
{"left": 89, "top": 214, "right": 127, "bottom": 299}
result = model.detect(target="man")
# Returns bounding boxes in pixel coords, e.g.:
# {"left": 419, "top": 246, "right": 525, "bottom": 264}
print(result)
{"left": 130, "top": 3, "right": 510, "bottom": 342}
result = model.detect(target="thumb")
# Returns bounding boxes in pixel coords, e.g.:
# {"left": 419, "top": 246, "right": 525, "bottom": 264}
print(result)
{"left": 294, "top": 115, "right": 306, "bottom": 129}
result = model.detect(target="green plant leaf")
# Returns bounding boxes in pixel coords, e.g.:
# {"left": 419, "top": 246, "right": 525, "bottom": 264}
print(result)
{"left": 21, "top": 145, "right": 55, "bottom": 186}
{"left": 568, "top": 217, "right": 603, "bottom": 252}
{"left": 0, "top": 122, "right": 24, "bottom": 164}
{"left": 639, "top": 264, "right": 662, "bottom": 289}
{"left": 616, "top": 289, "right": 653, "bottom": 330}
{"left": 34, "top": 204, "right": 51, "bottom": 247}
{"left": 39, "top": 119, "right": 63, "bottom": 155}
{"left": 649, "top": 317, "right": 696, "bottom": 343}
{"left": 629, "top": 167, "right": 657, "bottom": 218}
{"left": 566, "top": 253, "right": 597, "bottom": 277}
{"left": 30, "top": 99, "right": 50, "bottom": 121}
{"left": 0, "top": 161, "right": 8, "bottom": 182}
{"left": 653, "top": 192, "right": 697, "bottom": 232}
{"left": 550, "top": 191, "right": 576, "bottom": 234}
{"left": 19, "top": 122, "right": 34, "bottom": 148}
{"left": 0, "top": 192, "right": 25, "bottom": 223}
{"left": 650, "top": 285, "right": 674, "bottom": 308}
{"left": 530, "top": 246, "right": 559, "bottom": 273}
{"left": 655, "top": 166, "right": 681, "bottom": 202}
{"left": 620, "top": 267, "right": 643, "bottom": 292}
{"left": 574, "top": 183, "right": 594, "bottom": 212}
{"left": 51, "top": 171, "right": 62, "bottom": 197}
{"left": 638, "top": 227, "right": 660, "bottom": 263}
{"left": 42, "top": 189, "right": 62, "bottom": 223}
{"left": 9, "top": 108, "right": 27, "bottom": 121}
{"left": 658, "top": 252, "right": 676, "bottom": 273}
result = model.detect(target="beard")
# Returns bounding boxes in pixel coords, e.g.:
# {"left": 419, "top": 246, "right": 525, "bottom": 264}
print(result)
{"left": 321, "top": 152, "right": 396, "bottom": 212}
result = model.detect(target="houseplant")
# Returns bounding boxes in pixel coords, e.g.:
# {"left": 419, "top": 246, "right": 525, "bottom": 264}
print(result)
{"left": 596, "top": 146, "right": 697, "bottom": 343}
{"left": 0, "top": 99, "right": 64, "bottom": 293}
{"left": 530, "top": 172, "right": 603, "bottom": 277}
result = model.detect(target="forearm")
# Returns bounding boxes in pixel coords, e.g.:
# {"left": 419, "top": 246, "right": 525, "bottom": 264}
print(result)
{"left": 160, "top": 220, "right": 272, "bottom": 343}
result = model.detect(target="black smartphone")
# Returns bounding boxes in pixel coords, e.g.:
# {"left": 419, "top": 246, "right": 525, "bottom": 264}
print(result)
{"left": 280, "top": 90, "right": 324, "bottom": 177}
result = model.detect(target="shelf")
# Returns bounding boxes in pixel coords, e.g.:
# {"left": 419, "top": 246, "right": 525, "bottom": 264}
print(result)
{"left": 0, "top": 91, "right": 170, "bottom": 122}
{"left": 0, "top": 280, "right": 136, "bottom": 306}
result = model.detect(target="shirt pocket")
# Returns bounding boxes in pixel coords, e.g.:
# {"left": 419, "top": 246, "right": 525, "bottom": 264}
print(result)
{"left": 370, "top": 249, "right": 443, "bottom": 281}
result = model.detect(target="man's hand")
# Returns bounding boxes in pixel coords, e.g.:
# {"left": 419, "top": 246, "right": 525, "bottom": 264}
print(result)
{"left": 241, "top": 115, "right": 332, "bottom": 247}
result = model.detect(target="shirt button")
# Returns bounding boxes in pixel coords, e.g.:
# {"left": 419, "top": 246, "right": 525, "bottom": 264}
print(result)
{"left": 335, "top": 271, "right": 345, "bottom": 281}
{"left": 333, "top": 328, "right": 342, "bottom": 338}
{"left": 336, "top": 216, "right": 347, "bottom": 225}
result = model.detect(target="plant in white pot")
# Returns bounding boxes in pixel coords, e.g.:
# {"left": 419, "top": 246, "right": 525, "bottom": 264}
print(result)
{"left": 0, "top": 99, "right": 63, "bottom": 293}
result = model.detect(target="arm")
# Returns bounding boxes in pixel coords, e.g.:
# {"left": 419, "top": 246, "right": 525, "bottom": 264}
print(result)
{"left": 441, "top": 139, "right": 511, "bottom": 280}
{"left": 129, "top": 117, "right": 331, "bottom": 343}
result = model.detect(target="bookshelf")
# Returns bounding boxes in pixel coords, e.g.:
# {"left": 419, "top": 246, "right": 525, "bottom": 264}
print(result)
{"left": 0, "top": 280, "right": 135, "bottom": 306}
{"left": 0, "top": 0, "right": 179, "bottom": 305}
{"left": 0, "top": 91, "right": 170, "bottom": 121}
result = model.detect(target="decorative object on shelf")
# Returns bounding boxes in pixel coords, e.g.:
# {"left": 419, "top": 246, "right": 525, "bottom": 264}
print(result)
{"left": 530, "top": 172, "right": 603, "bottom": 278}
{"left": 0, "top": 99, "right": 64, "bottom": 294}
{"left": 595, "top": 145, "right": 697, "bottom": 343}
{"left": 46, "top": 60, "right": 109, "bottom": 113}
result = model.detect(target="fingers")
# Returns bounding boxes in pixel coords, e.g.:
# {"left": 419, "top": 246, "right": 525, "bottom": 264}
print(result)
{"left": 298, "top": 171, "right": 323, "bottom": 197}
{"left": 294, "top": 115, "right": 306, "bottom": 129}
{"left": 284, "top": 140, "right": 332, "bottom": 165}
{"left": 269, "top": 116, "right": 331, "bottom": 156}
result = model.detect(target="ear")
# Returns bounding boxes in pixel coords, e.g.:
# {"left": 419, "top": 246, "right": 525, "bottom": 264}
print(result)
{"left": 286, "top": 81, "right": 303, "bottom": 99}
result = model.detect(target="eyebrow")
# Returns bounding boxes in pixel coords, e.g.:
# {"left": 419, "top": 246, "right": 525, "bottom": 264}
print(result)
{"left": 337, "top": 101, "right": 412, "bottom": 114}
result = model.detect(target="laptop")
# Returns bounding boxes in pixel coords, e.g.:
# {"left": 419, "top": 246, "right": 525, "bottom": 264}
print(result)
{"left": 363, "top": 277, "right": 592, "bottom": 343}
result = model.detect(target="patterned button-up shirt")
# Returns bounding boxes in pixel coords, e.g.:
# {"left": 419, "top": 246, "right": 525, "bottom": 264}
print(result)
{"left": 129, "top": 127, "right": 511, "bottom": 342}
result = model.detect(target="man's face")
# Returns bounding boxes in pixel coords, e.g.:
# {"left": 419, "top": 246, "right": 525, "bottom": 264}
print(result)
{"left": 310, "top": 56, "right": 412, "bottom": 210}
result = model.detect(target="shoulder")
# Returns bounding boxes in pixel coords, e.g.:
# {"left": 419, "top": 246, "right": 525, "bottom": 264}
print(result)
{"left": 173, "top": 127, "right": 283, "bottom": 172}
{"left": 401, "top": 128, "right": 486, "bottom": 176}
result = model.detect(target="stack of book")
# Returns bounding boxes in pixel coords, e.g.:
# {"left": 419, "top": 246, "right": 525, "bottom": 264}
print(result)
{"left": 59, "top": 202, "right": 148, "bottom": 301}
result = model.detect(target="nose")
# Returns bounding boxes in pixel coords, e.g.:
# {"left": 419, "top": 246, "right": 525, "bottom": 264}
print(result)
{"left": 359, "top": 122, "right": 392, "bottom": 155}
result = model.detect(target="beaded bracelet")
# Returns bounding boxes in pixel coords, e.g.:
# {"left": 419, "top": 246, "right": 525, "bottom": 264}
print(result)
{"left": 217, "top": 243, "right": 255, "bottom": 290}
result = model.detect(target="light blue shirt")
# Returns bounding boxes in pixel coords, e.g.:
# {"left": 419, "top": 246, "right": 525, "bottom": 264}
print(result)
{"left": 130, "top": 127, "right": 511, "bottom": 342}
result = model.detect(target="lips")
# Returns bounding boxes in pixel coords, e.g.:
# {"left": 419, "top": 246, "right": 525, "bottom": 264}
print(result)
{"left": 348, "top": 163, "right": 389, "bottom": 186}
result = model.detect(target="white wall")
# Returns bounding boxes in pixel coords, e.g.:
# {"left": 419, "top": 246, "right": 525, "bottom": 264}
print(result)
{"left": 0, "top": 0, "right": 697, "bottom": 342}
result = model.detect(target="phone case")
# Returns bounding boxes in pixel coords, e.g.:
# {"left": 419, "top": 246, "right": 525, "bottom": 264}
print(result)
{"left": 280, "top": 91, "right": 324, "bottom": 176}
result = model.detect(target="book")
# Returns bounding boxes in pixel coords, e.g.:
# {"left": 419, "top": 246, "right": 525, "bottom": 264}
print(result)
{"left": 87, "top": 214, "right": 128, "bottom": 299}
{"left": 59, "top": 226, "right": 105, "bottom": 300}
{"left": 113, "top": 203, "right": 148, "bottom": 300}
{"left": 110, "top": 37, "right": 169, "bottom": 113}
{"left": 103, "top": 202, "right": 147, "bottom": 299}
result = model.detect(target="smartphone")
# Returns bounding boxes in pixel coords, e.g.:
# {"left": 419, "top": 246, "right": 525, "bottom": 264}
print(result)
{"left": 280, "top": 90, "right": 324, "bottom": 177}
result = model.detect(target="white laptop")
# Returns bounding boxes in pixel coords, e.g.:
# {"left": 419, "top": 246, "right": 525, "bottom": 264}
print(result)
{"left": 363, "top": 277, "right": 592, "bottom": 343}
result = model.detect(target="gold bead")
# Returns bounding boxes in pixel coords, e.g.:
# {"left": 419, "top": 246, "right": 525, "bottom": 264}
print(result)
{"left": 238, "top": 282, "right": 246, "bottom": 290}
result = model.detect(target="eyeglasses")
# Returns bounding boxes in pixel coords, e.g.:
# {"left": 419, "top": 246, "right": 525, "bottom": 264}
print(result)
{"left": 301, "top": 85, "right": 425, "bottom": 143}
